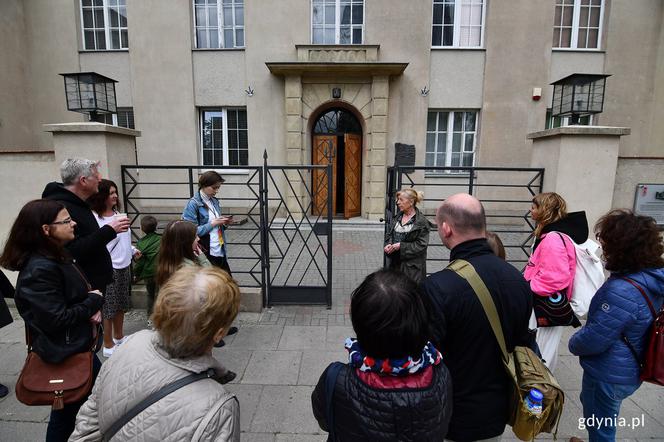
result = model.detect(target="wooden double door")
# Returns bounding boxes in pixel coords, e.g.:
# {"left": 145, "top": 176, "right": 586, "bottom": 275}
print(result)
{"left": 312, "top": 133, "right": 362, "bottom": 218}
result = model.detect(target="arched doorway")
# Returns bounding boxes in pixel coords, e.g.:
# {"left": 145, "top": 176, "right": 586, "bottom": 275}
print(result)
{"left": 312, "top": 108, "right": 362, "bottom": 219}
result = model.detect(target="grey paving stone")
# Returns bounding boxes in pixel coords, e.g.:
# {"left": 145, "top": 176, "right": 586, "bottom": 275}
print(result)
{"left": 278, "top": 326, "right": 326, "bottom": 350}
{"left": 0, "top": 343, "right": 25, "bottom": 376}
{"left": 0, "top": 381, "right": 51, "bottom": 423}
{"left": 0, "top": 321, "right": 24, "bottom": 344}
{"left": 0, "top": 420, "right": 49, "bottom": 441}
{"left": 297, "top": 350, "right": 347, "bottom": 386}
{"left": 250, "top": 385, "right": 319, "bottom": 434}
{"left": 213, "top": 349, "right": 253, "bottom": 383}
{"left": 628, "top": 383, "right": 664, "bottom": 427}
{"left": 567, "top": 384, "right": 664, "bottom": 440}
{"left": 241, "top": 351, "right": 302, "bottom": 385}
{"left": 274, "top": 434, "right": 327, "bottom": 442}
{"left": 224, "top": 384, "right": 264, "bottom": 432}
{"left": 231, "top": 325, "right": 284, "bottom": 350}
{"left": 325, "top": 325, "right": 354, "bottom": 350}
{"left": 241, "top": 432, "right": 275, "bottom": 442}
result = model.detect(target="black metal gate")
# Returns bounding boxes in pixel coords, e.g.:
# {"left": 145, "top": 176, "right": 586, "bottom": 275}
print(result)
{"left": 121, "top": 154, "right": 333, "bottom": 308}
{"left": 384, "top": 166, "right": 545, "bottom": 270}
{"left": 262, "top": 154, "right": 333, "bottom": 306}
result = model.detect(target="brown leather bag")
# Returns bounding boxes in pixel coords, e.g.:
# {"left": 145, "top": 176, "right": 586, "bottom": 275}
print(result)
{"left": 15, "top": 350, "right": 94, "bottom": 410}
{"left": 621, "top": 277, "right": 664, "bottom": 386}
{"left": 15, "top": 325, "right": 98, "bottom": 410}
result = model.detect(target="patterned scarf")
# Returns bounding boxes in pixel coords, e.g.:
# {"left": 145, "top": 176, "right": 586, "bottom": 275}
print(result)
{"left": 345, "top": 337, "right": 442, "bottom": 376}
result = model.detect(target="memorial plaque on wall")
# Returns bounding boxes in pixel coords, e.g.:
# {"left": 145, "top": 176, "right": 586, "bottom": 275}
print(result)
{"left": 634, "top": 184, "right": 664, "bottom": 226}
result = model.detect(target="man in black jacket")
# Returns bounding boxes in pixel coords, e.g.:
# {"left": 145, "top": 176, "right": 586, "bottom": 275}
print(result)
{"left": 42, "top": 158, "right": 130, "bottom": 291}
{"left": 421, "top": 193, "right": 532, "bottom": 442}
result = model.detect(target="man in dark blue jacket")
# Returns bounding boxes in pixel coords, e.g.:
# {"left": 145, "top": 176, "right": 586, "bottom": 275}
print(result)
{"left": 42, "top": 158, "right": 130, "bottom": 291}
{"left": 421, "top": 193, "right": 533, "bottom": 442}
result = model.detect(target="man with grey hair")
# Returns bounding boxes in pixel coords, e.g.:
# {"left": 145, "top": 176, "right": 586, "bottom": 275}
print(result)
{"left": 421, "top": 193, "right": 532, "bottom": 442}
{"left": 42, "top": 158, "right": 130, "bottom": 291}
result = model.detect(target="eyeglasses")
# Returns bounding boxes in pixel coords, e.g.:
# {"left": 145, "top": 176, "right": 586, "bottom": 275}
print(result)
{"left": 50, "top": 217, "right": 73, "bottom": 225}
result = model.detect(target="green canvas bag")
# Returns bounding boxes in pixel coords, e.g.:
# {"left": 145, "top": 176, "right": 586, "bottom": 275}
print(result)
{"left": 447, "top": 259, "right": 564, "bottom": 441}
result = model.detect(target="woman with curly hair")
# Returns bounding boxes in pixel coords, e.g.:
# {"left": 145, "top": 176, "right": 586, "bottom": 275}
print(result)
{"left": 569, "top": 210, "right": 664, "bottom": 442}
{"left": 524, "top": 192, "right": 591, "bottom": 372}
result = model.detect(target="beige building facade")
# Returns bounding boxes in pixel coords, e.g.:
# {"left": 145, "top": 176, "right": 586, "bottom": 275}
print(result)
{"left": 1, "top": 0, "right": 663, "bottom": 220}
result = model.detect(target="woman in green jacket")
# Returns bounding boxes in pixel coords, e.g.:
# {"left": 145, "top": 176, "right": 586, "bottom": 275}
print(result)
{"left": 384, "top": 188, "right": 432, "bottom": 284}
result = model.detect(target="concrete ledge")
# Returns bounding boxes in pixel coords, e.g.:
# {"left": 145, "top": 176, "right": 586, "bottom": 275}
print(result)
{"left": 130, "top": 285, "right": 263, "bottom": 313}
{"left": 527, "top": 125, "right": 630, "bottom": 140}
{"left": 43, "top": 122, "right": 141, "bottom": 137}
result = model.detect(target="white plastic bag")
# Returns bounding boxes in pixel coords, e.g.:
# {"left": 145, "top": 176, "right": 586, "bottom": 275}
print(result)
{"left": 566, "top": 236, "right": 606, "bottom": 318}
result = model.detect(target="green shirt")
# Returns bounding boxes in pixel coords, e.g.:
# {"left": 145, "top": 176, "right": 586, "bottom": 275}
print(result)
{"left": 134, "top": 232, "right": 161, "bottom": 280}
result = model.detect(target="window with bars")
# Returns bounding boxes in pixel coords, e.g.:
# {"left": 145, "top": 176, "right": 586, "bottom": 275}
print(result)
{"left": 432, "top": 0, "right": 485, "bottom": 48}
{"left": 81, "top": 0, "right": 128, "bottom": 50}
{"left": 312, "top": 0, "right": 364, "bottom": 45}
{"left": 426, "top": 110, "right": 478, "bottom": 171}
{"left": 194, "top": 0, "right": 244, "bottom": 49}
{"left": 94, "top": 108, "right": 135, "bottom": 129}
{"left": 200, "top": 108, "right": 248, "bottom": 166}
{"left": 553, "top": 0, "right": 603, "bottom": 49}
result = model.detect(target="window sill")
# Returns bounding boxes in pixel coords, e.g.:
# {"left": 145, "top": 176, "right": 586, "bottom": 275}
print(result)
{"left": 424, "top": 172, "right": 473, "bottom": 178}
{"left": 551, "top": 48, "right": 605, "bottom": 53}
{"left": 78, "top": 49, "right": 129, "bottom": 53}
{"left": 201, "top": 168, "right": 251, "bottom": 175}
{"left": 431, "top": 47, "right": 486, "bottom": 51}
{"left": 192, "top": 47, "right": 245, "bottom": 52}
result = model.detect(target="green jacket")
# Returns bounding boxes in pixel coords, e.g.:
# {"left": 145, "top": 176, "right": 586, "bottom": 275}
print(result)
{"left": 134, "top": 232, "right": 161, "bottom": 280}
{"left": 384, "top": 208, "right": 433, "bottom": 284}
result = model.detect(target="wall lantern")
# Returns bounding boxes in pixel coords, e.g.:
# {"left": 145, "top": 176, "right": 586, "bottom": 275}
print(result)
{"left": 550, "top": 73, "right": 610, "bottom": 125}
{"left": 60, "top": 72, "right": 117, "bottom": 121}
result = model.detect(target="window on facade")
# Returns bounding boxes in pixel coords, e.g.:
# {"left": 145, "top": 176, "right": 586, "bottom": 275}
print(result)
{"left": 426, "top": 110, "right": 477, "bottom": 170}
{"left": 432, "top": 0, "right": 485, "bottom": 48}
{"left": 194, "top": 0, "right": 244, "bottom": 48}
{"left": 201, "top": 109, "right": 248, "bottom": 166}
{"left": 312, "top": 0, "right": 364, "bottom": 44}
{"left": 81, "top": 0, "right": 128, "bottom": 50}
{"left": 94, "top": 108, "right": 135, "bottom": 129}
{"left": 553, "top": 0, "right": 603, "bottom": 49}
{"left": 545, "top": 109, "right": 592, "bottom": 129}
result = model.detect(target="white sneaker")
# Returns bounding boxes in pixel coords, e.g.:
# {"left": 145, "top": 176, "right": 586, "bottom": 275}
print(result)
{"left": 102, "top": 346, "right": 115, "bottom": 358}
{"left": 113, "top": 336, "right": 127, "bottom": 346}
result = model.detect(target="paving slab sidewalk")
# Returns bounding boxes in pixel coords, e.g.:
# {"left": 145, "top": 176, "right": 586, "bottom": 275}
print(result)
{"left": 1, "top": 228, "right": 663, "bottom": 441}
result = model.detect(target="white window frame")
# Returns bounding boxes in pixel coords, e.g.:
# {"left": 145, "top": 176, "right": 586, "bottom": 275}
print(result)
{"left": 553, "top": 0, "right": 604, "bottom": 50}
{"left": 431, "top": 0, "right": 486, "bottom": 49}
{"left": 311, "top": 0, "right": 365, "bottom": 45}
{"left": 95, "top": 108, "right": 134, "bottom": 129}
{"left": 193, "top": 0, "right": 245, "bottom": 49}
{"left": 545, "top": 109, "right": 594, "bottom": 129}
{"left": 80, "top": 0, "right": 129, "bottom": 51}
{"left": 199, "top": 108, "right": 248, "bottom": 167}
{"left": 426, "top": 110, "right": 478, "bottom": 173}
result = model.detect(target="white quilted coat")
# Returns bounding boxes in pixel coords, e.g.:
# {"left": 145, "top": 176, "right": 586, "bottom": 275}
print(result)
{"left": 69, "top": 330, "right": 240, "bottom": 441}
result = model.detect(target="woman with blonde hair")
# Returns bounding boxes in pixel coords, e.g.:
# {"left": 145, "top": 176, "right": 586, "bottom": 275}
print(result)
{"left": 384, "top": 188, "right": 432, "bottom": 284}
{"left": 524, "top": 192, "right": 590, "bottom": 372}
{"left": 70, "top": 265, "right": 240, "bottom": 441}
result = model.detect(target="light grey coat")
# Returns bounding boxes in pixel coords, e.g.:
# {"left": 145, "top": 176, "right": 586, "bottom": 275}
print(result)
{"left": 69, "top": 330, "right": 239, "bottom": 442}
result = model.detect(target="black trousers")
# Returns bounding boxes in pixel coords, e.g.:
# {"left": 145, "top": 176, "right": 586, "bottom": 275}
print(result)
{"left": 206, "top": 255, "right": 232, "bottom": 276}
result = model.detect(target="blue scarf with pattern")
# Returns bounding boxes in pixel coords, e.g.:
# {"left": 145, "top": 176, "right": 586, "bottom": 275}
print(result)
{"left": 344, "top": 337, "right": 442, "bottom": 376}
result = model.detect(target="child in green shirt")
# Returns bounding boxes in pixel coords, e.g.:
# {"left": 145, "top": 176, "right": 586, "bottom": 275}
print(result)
{"left": 133, "top": 215, "right": 161, "bottom": 317}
